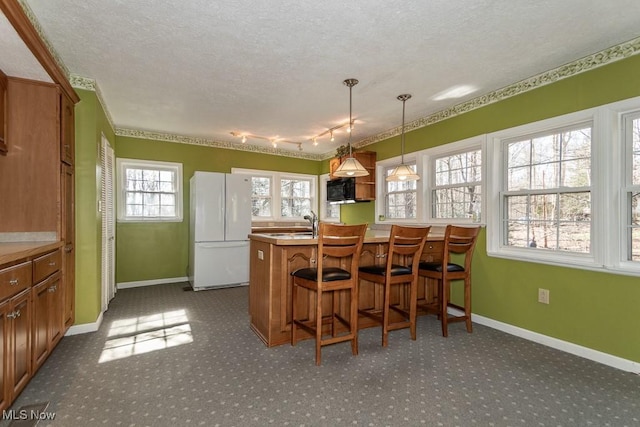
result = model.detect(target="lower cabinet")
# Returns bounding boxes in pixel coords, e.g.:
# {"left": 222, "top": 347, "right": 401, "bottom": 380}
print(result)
{"left": 0, "top": 246, "right": 64, "bottom": 412}
{"left": 0, "top": 288, "right": 32, "bottom": 411}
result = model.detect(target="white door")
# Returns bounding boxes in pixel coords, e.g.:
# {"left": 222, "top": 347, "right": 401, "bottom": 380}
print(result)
{"left": 101, "top": 134, "right": 116, "bottom": 311}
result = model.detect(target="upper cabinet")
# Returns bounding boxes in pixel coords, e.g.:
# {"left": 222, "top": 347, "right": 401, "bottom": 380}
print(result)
{"left": 0, "top": 78, "right": 60, "bottom": 234}
{"left": 329, "top": 151, "right": 377, "bottom": 201}
{"left": 0, "top": 69, "right": 7, "bottom": 155}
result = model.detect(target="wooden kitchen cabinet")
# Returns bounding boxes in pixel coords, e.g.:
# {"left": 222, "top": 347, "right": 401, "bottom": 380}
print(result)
{"left": 62, "top": 163, "right": 75, "bottom": 328}
{"left": 0, "top": 287, "right": 32, "bottom": 412}
{"left": 31, "top": 249, "right": 63, "bottom": 373}
{"left": 0, "top": 69, "right": 76, "bottom": 412}
{"left": 0, "top": 69, "right": 6, "bottom": 155}
{"left": 329, "top": 151, "right": 376, "bottom": 201}
{"left": 60, "top": 93, "right": 74, "bottom": 165}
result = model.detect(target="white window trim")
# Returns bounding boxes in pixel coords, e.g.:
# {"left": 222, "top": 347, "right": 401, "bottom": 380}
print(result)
{"left": 319, "top": 173, "right": 340, "bottom": 222}
{"left": 486, "top": 107, "right": 602, "bottom": 269}
{"left": 233, "top": 168, "right": 317, "bottom": 221}
{"left": 116, "top": 158, "right": 183, "bottom": 222}
{"left": 376, "top": 153, "right": 422, "bottom": 224}
{"left": 422, "top": 136, "right": 486, "bottom": 226}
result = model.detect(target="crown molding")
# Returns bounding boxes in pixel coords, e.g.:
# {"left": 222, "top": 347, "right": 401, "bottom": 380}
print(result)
{"left": 115, "top": 128, "right": 324, "bottom": 161}
{"left": 69, "top": 74, "right": 116, "bottom": 131}
{"left": 351, "top": 36, "right": 640, "bottom": 153}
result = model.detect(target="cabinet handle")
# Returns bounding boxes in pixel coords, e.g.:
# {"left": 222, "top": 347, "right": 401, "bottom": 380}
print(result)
{"left": 8, "top": 310, "right": 21, "bottom": 319}
{"left": 65, "top": 245, "right": 73, "bottom": 253}
{"left": 48, "top": 285, "right": 57, "bottom": 293}
{"left": 9, "top": 279, "right": 18, "bottom": 286}
{"left": 49, "top": 261, "right": 57, "bottom": 267}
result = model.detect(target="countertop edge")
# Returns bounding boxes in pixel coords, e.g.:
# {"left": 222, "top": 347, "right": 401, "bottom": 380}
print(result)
{"left": 0, "top": 241, "right": 64, "bottom": 266}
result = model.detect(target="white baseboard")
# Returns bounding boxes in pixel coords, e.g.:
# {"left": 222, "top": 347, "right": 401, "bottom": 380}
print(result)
{"left": 117, "top": 276, "right": 188, "bottom": 289}
{"left": 466, "top": 311, "right": 640, "bottom": 374}
{"left": 65, "top": 311, "right": 103, "bottom": 336}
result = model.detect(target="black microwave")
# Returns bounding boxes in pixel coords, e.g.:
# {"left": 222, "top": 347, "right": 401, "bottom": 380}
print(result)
{"left": 327, "top": 177, "right": 356, "bottom": 204}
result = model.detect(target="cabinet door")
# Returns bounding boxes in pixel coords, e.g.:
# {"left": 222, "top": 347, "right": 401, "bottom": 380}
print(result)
{"left": 11, "top": 289, "right": 31, "bottom": 398}
{"left": 60, "top": 92, "right": 74, "bottom": 165}
{"left": 0, "top": 69, "right": 6, "bottom": 154}
{"left": 48, "top": 273, "right": 63, "bottom": 348}
{"left": 0, "top": 298, "right": 10, "bottom": 412}
{"left": 62, "top": 163, "right": 75, "bottom": 328}
{"left": 31, "top": 280, "right": 49, "bottom": 371}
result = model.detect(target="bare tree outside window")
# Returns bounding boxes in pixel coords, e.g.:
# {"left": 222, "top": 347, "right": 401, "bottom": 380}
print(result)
{"left": 432, "top": 149, "right": 482, "bottom": 221}
{"left": 504, "top": 125, "right": 592, "bottom": 253}
{"left": 251, "top": 177, "right": 271, "bottom": 217}
{"left": 385, "top": 164, "right": 417, "bottom": 218}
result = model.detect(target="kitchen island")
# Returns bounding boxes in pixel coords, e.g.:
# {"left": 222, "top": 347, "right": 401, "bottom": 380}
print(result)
{"left": 248, "top": 228, "right": 444, "bottom": 347}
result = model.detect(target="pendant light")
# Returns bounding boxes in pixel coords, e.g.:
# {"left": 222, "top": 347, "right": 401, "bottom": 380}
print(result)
{"left": 333, "top": 78, "right": 369, "bottom": 178}
{"left": 386, "top": 94, "right": 420, "bottom": 181}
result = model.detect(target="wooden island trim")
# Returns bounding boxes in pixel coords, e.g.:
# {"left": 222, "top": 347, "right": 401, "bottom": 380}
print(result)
{"left": 248, "top": 229, "right": 444, "bottom": 347}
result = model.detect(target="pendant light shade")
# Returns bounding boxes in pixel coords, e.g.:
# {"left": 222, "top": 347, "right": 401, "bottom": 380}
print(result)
{"left": 386, "top": 94, "right": 420, "bottom": 182}
{"left": 333, "top": 78, "right": 370, "bottom": 178}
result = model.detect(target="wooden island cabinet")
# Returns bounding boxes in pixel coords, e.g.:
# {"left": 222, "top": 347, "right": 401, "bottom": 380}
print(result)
{"left": 248, "top": 230, "right": 444, "bottom": 347}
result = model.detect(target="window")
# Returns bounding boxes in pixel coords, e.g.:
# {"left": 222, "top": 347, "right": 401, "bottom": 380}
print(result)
{"left": 432, "top": 149, "right": 482, "bottom": 221}
{"left": 384, "top": 163, "right": 417, "bottom": 219}
{"left": 623, "top": 111, "right": 640, "bottom": 262}
{"left": 502, "top": 124, "right": 592, "bottom": 253}
{"left": 281, "top": 178, "right": 313, "bottom": 217}
{"left": 116, "top": 158, "right": 183, "bottom": 222}
{"left": 319, "top": 174, "right": 340, "bottom": 222}
{"left": 234, "top": 168, "right": 317, "bottom": 221}
{"left": 251, "top": 176, "right": 272, "bottom": 217}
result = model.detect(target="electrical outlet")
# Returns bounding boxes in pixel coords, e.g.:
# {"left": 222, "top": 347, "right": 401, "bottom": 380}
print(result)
{"left": 257, "top": 250, "right": 264, "bottom": 260}
{"left": 538, "top": 288, "right": 550, "bottom": 304}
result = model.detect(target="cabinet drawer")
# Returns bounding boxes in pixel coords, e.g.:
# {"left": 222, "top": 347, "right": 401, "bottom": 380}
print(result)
{"left": 422, "top": 241, "right": 444, "bottom": 262}
{"left": 33, "top": 250, "right": 61, "bottom": 283}
{"left": 0, "top": 261, "right": 31, "bottom": 301}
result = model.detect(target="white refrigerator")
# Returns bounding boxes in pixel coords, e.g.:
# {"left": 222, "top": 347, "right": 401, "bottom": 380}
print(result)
{"left": 188, "top": 171, "right": 251, "bottom": 290}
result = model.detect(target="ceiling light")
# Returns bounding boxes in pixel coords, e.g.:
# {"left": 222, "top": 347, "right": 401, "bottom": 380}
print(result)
{"left": 330, "top": 131, "right": 335, "bottom": 142}
{"left": 387, "top": 94, "right": 420, "bottom": 182}
{"left": 241, "top": 135, "right": 247, "bottom": 143}
{"left": 333, "top": 78, "right": 369, "bottom": 178}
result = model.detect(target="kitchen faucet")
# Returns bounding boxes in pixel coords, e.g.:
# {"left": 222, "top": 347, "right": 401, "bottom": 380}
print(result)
{"left": 303, "top": 210, "right": 318, "bottom": 237}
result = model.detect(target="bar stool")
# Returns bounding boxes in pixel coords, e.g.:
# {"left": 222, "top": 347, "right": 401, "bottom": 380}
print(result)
{"left": 358, "top": 225, "right": 430, "bottom": 347}
{"left": 418, "top": 225, "right": 481, "bottom": 337}
{"left": 291, "top": 222, "right": 367, "bottom": 365}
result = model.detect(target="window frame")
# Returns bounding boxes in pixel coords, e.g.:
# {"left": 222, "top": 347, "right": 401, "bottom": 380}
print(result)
{"left": 318, "top": 173, "right": 341, "bottom": 222}
{"left": 424, "top": 136, "right": 485, "bottom": 226}
{"left": 233, "top": 168, "right": 317, "bottom": 221}
{"left": 116, "top": 158, "right": 183, "bottom": 223}
{"left": 616, "top": 105, "right": 640, "bottom": 273}
{"left": 486, "top": 108, "right": 601, "bottom": 268}
{"left": 376, "top": 153, "right": 421, "bottom": 224}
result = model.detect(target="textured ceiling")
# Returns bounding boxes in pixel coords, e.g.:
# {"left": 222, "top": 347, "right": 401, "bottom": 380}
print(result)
{"left": 4, "top": 1, "right": 640, "bottom": 157}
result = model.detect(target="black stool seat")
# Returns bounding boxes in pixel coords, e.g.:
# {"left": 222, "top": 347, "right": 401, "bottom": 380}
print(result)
{"left": 291, "top": 267, "right": 351, "bottom": 282}
{"left": 418, "top": 261, "right": 464, "bottom": 273}
{"left": 359, "top": 264, "right": 412, "bottom": 276}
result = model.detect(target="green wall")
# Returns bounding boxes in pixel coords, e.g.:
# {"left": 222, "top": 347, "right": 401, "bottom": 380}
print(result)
{"left": 73, "top": 54, "right": 640, "bottom": 365}
{"left": 74, "top": 88, "right": 115, "bottom": 324}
